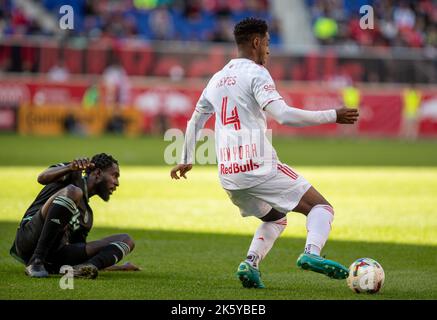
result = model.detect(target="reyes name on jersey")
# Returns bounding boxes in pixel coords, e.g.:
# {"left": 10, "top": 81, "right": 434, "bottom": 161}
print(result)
{"left": 196, "top": 58, "right": 283, "bottom": 190}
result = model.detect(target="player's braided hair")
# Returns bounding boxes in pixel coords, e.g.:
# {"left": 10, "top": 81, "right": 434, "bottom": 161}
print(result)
{"left": 233, "top": 17, "right": 268, "bottom": 45}
{"left": 86, "top": 153, "right": 118, "bottom": 174}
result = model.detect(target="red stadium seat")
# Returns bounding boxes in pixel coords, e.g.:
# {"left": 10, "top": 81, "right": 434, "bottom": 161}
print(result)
{"left": 64, "top": 48, "right": 83, "bottom": 74}
{"left": 39, "top": 45, "right": 59, "bottom": 73}
{"left": 269, "top": 62, "right": 285, "bottom": 81}
{"left": 86, "top": 42, "right": 109, "bottom": 74}
{"left": 291, "top": 64, "right": 305, "bottom": 81}
{"left": 0, "top": 45, "right": 10, "bottom": 69}
{"left": 305, "top": 53, "right": 320, "bottom": 81}
{"left": 186, "top": 59, "right": 212, "bottom": 78}
{"left": 119, "top": 46, "right": 153, "bottom": 76}
{"left": 209, "top": 45, "right": 226, "bottom": 69}
{"left": 323, "top": 50, "right": 337, "bottom": 81}
{"left": 341, "top": 63, "right": 364, "bottom": 82}
{"left": 154, "top": 57, "right": 183, "bottom": 77}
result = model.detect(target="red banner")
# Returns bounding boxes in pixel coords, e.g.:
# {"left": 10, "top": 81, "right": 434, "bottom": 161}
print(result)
{"left": 1, "top": 78, "right": 437, "bottom": 137}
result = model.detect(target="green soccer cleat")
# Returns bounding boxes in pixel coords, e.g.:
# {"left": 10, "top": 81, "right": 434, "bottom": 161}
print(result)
{"left": 236, "top": 261, "right": 265, "bottom": 289}
{"left": 296, "top": 253, "right": 349, "bottom": 280}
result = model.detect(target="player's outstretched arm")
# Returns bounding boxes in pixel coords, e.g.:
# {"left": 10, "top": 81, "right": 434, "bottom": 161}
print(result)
{"left": 170, "top": 107, "right": 212, "bottom": 180}
{"left": 37, "top": 158, "right": 95, "bottom": 185}
{"left": 265, "top": 100, "right": 359, "bottom": 127}
{"left": 335, "top": 107, "right": 359, "bottom": 124}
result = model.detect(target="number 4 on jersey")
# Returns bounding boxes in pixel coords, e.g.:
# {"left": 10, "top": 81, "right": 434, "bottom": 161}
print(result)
{"left": 221, "top": 96, "right": 241, "bottom": 130}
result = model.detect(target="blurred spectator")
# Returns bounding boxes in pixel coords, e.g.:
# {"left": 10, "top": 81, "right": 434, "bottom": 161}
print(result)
{"left": 306, "top": 0, "right": 437, "bottom": 49}
{"left": 340, "top": 80, "right": 361, "bottom": 136}
{"left": 347, "top": 12, "right": 382, "bottom": 46}
{"left": 149, "top": 6, "right": 175, "bottom": 40}
{"left": 210, "top": 15, "right": 234, "bottom": 42}
{"left": 47, "top": 59, "right": 70, "bottom": 82}
{"left": 35, "top": 0, "right": 282, "bottom": 43}
{"left": 268, "top": 17, "right": 282, "bottom": 46}
{"left": 393, "top": 1, "right": 416, "bottom": 30}
{"left": 379, "top": 11, "right": 398, "bottom": 45}
{"left": 102, "top": 56, "right": 131, "bottom": 108}
{"left": 314, "top": 15, "right": 338, "bottom": 45}
{"left": 106, "top": 112, "right": 126, "bottom": 134}
{"left": 402, "top": 85, "right": 422, "bottom": 140}
{"left": 82, "top": 82, "right": 100, "bottom": 109}
{"left": 426, "top": 24, "right": 437, "bottom": 48}
{"left": 63, "top": 113, "right": 86, "bottom": 135}
{"left": 1, "top": 0, "right": 282, "bottom": 45}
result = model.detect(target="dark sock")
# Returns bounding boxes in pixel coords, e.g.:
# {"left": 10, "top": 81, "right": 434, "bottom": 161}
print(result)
{"left": 87, "top": 241, "right": 131, "bottom": 269}
{"left": 29, "top": 196, "right": 77, "bottom": 264}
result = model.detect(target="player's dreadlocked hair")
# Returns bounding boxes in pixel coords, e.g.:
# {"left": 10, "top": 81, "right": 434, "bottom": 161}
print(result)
{"left": 86, "top": 153, "right": 118, "bottom": 174}
{"left": 233, "top": 17, "right": 268, "bottom": 45}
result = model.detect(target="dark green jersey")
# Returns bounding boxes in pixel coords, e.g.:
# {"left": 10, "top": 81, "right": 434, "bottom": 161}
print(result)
{"left": 20, "top": 163, "right": 93, "bottom": 244}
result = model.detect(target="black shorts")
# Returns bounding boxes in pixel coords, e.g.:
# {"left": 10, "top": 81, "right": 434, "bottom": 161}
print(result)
{"left": 11, "top": 210, "right": 89, "bottom": 273}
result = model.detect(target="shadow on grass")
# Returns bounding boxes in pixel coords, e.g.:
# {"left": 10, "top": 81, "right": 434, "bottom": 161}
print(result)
{"left": 0, "top": 221, "right": 436, "bottom": 300}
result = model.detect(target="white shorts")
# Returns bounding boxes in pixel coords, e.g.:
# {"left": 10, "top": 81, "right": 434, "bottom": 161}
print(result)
{"left": 225, "top": 163, "right": 311, "bottom": 218}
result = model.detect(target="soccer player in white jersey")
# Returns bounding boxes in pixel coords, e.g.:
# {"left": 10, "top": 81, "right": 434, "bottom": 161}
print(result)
{"left": 171, "top": 18, "right": 359, "bottom": 289}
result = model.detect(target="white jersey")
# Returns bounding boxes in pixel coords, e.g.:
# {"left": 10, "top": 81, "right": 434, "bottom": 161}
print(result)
{"left": 195, "top": 58, "right": 283, "bottom": 190}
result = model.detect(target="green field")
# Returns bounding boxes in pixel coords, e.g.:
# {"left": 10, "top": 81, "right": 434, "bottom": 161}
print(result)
{"left": 0, "top": 134, "right": 436, "bottom": 299}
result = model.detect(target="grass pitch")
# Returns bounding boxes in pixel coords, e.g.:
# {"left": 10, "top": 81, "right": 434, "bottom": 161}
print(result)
{"left": 0, "top": 135, "right": 436, "bottom": 299}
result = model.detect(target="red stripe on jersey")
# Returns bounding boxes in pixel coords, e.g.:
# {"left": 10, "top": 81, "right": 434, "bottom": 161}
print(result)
{"left": 278, "top": 166, "right": 295, "bottom": 180}
{"left": 278, "top": 165, "right": 297, "bottom": 180}
{"left": 221, "top": 96, "right": 227, "bottom": 126}
{"left": 282, "top": 167, "right": 298, "bottom": 179}
{"left": 233, "top": 107, "right": 241, "bottom": 130}
{"left": 281, "top": 164, "right": 299, "bottom": 179}
{"left": 278, "top": 164, "right": 298, "bottom": 180}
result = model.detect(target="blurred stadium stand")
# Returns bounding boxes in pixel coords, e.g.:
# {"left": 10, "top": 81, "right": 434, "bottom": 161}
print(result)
{"left": 0, "top": 0, "right": 437, "bottom": 137}
{"left": 1, "top": 0, "right": 281, "bottom": 43}
{"left": 306, "top": 0, "right": 437, "bottom": 48}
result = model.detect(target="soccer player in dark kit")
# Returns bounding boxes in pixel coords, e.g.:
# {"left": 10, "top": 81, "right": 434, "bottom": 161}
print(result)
{"left": 10, "top": 153, "right": 138, "bottom": 279}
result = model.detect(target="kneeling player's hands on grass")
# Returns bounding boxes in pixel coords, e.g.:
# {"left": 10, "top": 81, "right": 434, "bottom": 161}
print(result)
{"left": 69, "top": 158, "right": 95, "bottom": 171}
{"left": 170, "top": 164, "right": 193, "bottom": 180}
{"left": 336, "top": 107, "right": 359, "bottom": 124}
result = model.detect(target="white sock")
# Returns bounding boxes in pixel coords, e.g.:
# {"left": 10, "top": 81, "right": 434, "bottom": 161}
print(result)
{"left": 304, "top": 205, "right": 334, "bottom": 256}
{"left": 245, "top": 216, "right": 287, "bottom": 269}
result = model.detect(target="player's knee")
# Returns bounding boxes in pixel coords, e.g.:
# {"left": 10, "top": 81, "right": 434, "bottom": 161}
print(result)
{"left": 274, "top": 216, "right": 287, "bottom": 230}
{"left": 64, "top": 184, "right": 83, "bottom": 203}
{"left": 324, "top": 205, "right": 334, "bottom": 218}
{"left": 120, "top": 233, "right": 135, "bottom": 252}
{"left": 313, "top": 204, "right": 335, "bottom": 218}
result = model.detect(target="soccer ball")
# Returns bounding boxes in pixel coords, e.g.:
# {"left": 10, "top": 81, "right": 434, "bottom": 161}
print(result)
{"left": 346, "top": 258, "right": 385, "bottom": 294}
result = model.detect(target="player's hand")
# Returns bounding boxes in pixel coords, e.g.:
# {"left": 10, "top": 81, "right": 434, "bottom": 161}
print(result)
{"left": 336, "top": 107, "right": 359, "bottom": 124}
{"left": 69, "top": 158, "right": 95, "bottom": 171}
{"left": 104, "top": 262, "right": 141, "bottom": 272}
{"left": 170, "top": 164, "right": 193, "bottom": 180}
